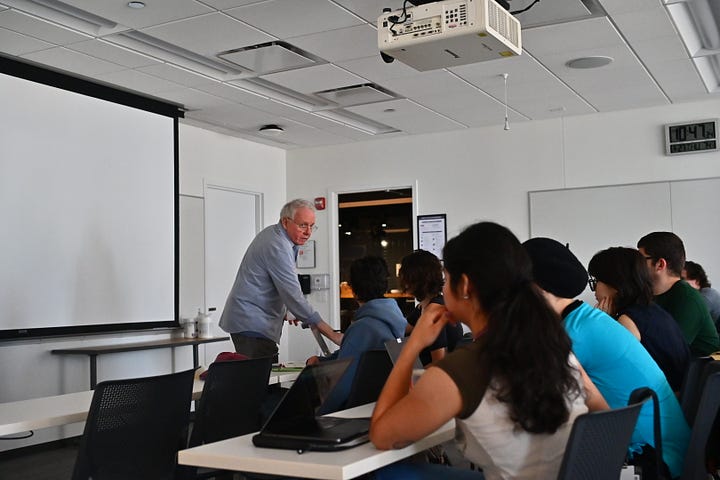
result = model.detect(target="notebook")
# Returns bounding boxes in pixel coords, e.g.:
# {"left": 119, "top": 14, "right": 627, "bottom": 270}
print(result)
{"left": 252, "top": 358, "right": 371, "bottom": 453}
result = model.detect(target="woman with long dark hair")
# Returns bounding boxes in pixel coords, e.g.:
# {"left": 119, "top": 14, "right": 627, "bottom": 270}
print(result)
{"left": 370, "top": 222, "right": 606, "bottom": 479}
{"left": 399, "top": 250, "right": 463, "bottom": 365}
{"left": 588, "top": 247, "right": 690, "bottom": 391}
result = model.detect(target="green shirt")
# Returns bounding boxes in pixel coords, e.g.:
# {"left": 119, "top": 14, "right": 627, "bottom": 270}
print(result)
{"left": 656, "top": 280, "right": 719, "bottom": 356}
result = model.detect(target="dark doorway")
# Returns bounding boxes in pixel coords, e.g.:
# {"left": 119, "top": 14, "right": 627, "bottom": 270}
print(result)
{"left": 338, "top": 188, "right": 415, "bottom": 331}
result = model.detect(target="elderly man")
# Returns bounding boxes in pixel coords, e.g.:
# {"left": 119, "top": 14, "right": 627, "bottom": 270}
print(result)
{"left": 637, "top": 231, "right": 719, "bottom": 357}
{"left": 219, "top": 199, "right": 342, "bottom": 360}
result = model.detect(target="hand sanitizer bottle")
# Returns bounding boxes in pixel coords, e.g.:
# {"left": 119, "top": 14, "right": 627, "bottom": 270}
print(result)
{"left": 198, "top": 308, "right": 213, "bottom": 338}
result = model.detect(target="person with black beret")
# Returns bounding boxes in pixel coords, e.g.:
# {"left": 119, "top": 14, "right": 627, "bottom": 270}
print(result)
{"left": 523, "top": 237, "right": 689, "bottom": 479}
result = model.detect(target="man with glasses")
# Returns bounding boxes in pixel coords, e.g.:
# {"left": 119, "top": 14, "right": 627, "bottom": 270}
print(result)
{"left": 637, "top": 231, "right": 718, "bottom": 356}
{"left": 219, "top": 199, "right": 342, "bottom": 360}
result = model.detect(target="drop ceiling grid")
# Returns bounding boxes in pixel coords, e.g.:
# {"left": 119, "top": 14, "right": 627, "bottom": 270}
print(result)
{"left": 0, "top": 9, "right": 89, "bottom": 44}
{"left": 22, "top": 46, "right": 127, "bottom": 77}
{"left": 332, "top": 0, "right": 405, "bottom": 23}
{"left": 68, "top": 39, "right": 161, "bottom": 68}
{"left": 149, "top": 85, "right": 230, "bottom": 110}
{"left": 137, "top": 63, "right": 215, "bottom": 87}
{"left": 258, "top": 63, "right": 365, "bottom": 93}
{"left": 224, "top": 0, "right": 364, "bottom": 39}
{"left": 286, "top": 24, "right": 378, "bottom": 63}
{"left": 58, "top": 0, "right": 214, "bottom": 30}
{"left": 139, "top": 13, "right": 275, "bottom": 56}
{"left": 0, "top": 26, "right": 52, "bottom": 55}
{"left": 336, "top": 55, "right": 421, "bottom": 83}
{"left": 94, "top": 68, "right": 185, "bottom": 93}
{"left": 345, "top": 97, "right": 466, "bottom": 134}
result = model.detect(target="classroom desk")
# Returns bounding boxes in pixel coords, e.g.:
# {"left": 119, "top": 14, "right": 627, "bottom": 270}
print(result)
{"left": 0, "top": 370, "right": 300, "bottom": 438}
{"left": 51, "top": 336, "right": 230, "bottom": 389}
{"left": 178, "top": 403, "right": 456, "bottom": 480}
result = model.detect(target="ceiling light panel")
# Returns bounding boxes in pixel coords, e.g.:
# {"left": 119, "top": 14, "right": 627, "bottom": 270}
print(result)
{"left": 55, "top": 0, "right": 213, "bottom": 29}
{"left": 225, "top": 0, "right": 363, "bottom": 39}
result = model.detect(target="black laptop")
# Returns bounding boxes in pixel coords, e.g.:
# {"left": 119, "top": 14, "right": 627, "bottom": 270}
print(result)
{"left": 384, "top": 337, "right": 424, "bottom": 370}
{"left": 252, "top": 358, "right": 371, "bottom": 453}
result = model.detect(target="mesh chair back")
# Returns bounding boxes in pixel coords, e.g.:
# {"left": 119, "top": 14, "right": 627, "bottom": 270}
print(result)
{"left": 682, "top": 372, "right": 720, "bottom": 480}
{"left": 189, "top": 357, "right": 273, "bottom": 446}
{"left": 556, "top": 392, "right": 648, "bottom": 480}
{"left": 72, "top": 368, "right": 195, "bottom": 480}
{"left": 679, "top": 356, "right": 714, "bottom": 424}
{"left": 344, "top": 350, "right": 393, "bottom": 409}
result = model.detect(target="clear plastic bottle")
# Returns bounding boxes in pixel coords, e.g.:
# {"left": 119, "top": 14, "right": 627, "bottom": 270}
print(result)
{"left": 198, "top": 308, "right": 212, "bottom": 338}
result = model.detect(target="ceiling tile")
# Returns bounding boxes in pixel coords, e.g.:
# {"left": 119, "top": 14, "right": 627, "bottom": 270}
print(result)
{"left": 649, "top": 58, "right": 708, "bottom": 101}
{"left": 151, "top": 86, "right": 227, "bottom": 110}
{"left": 512, "top": 0, "right": 592, "bottom": 28}
{"left": 332, "top": 0, "right": 405, "bottom": 23}
{"left": 597, "top": 0, "right": 663, "bottom": 16}
{"left": 186, "top": 102, "right": 279, "bottom": 129}
{"left": 630, "top": 35, "right": 690, "bottom": 64}
{"left": 68, "top": 39, "right": 160, "bottom": 68}
{"left": 58, "top": 0, "right": 214, "bottom": 30}
{"left": 611, "top": 8, "right": 676, "bottom": 42}
{"left": 137, "top": 63, "right": 214, "bottom": 87}
{"left": 0, "top": 9, "right": 89, "bottom": 44}
{"left": 259, "top": 63, "right": 365, "bottom": 93}
{"left": 199, "top": 0, "right": 267, "bottom": 9}
{"left": 0, "top": 27, "right": 53, "bottom": 56}
{"left": 523, "top": 17, "right": 623, "bottom": 56}
{"left": 381, "top": 70, "right": 473, "bottom": 98}
{"left": 141, "top": 13, "right": 274, "bottom": 56}
{"left": 193, "top": 80, "right": 271, "bottom": 105}
{"left": 337, "top": 55, "right": 420, "bottom": 83}
{"left": 226, "top": 0, "right": 363, "bottom": 39}
{"left": 287, "top": 24, "right": 377, "bottom": 63}
{"left": 21, "top": 47, "right": 126, "bottom": 77}
{"left": 94, "top": 68, "right": 183, "bottom": 93}
{"left": 346, "top": 98, "right": 464, "bottom": 134}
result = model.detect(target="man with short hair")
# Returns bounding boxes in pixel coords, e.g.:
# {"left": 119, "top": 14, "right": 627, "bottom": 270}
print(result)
{"left": 637, "top": 231, "right": 719, "bottom": 356}
{"left": 219, "top": 199, "right": 342, "bottom": 360}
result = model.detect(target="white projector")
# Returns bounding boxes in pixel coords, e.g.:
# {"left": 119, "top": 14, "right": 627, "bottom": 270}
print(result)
{"left": 378, "top": 0, "right": 522, "bottom": 71}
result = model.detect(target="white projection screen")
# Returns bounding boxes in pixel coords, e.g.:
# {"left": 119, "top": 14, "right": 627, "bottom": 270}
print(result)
{"left": 0, "top": 58, "right": 180, "bottom": 339}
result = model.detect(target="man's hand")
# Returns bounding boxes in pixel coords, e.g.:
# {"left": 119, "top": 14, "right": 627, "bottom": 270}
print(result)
{"left": 284, "top": 312, "right": 302, "bottom": 326}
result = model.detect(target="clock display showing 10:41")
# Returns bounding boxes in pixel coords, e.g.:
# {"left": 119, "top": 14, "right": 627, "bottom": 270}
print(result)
{"left": 667, "top": 121, "right": 715, "bottom": 143}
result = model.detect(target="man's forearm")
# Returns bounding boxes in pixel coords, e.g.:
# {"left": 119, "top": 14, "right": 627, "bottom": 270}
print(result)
{"left": 314, "top": 320, "right": 343, "bottom": 345}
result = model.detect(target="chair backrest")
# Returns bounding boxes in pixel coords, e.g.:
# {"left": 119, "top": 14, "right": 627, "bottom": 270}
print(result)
{"left": 682, "top": 372, "right": 720, "bottom": 480}
{"left": 344, "top": 349, "right": 393, "bottom": 410}
{"left": 72, "top": 368, "right": 195, "bottom": 480}
{"left": 556, "top": 391, "right": 649, "bottom": 480}
{"left": 679, "top": 356, "right": 714, "bottom": 424}
{"left": 189, "top": 357, "right": 273, "bottom": 446}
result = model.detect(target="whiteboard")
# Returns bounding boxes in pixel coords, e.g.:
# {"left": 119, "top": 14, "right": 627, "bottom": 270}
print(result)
{"left": 529, "top": 178, "right": 720, "bottom": 304}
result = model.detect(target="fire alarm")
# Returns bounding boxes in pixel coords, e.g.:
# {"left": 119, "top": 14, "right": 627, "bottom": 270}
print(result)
{"left": 314, "top": 197, "right": 326, "bottom": 210}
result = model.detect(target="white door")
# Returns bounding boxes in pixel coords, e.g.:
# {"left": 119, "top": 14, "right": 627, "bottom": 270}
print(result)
{"left": 203, "top": 184, "right": 262, "bottom": 365}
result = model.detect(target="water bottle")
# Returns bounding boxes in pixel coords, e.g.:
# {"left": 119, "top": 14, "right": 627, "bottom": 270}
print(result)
{"left": 198, "top": 308, "right": 213, "bottom": 338}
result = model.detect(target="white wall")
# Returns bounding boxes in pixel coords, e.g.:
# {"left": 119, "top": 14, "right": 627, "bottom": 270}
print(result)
{"left": 0, "top": 122, "right": 286, "bottom": 451}
{"left": 286, "top": 98, "right": 720, "bottom": 326}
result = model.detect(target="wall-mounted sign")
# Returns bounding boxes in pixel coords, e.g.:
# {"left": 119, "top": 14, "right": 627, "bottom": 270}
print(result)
{"left": 417, "top": 214, "right": 447, "bottom": 260}
{"left": 297, "top": 240, "right": 316, "bottom": 269}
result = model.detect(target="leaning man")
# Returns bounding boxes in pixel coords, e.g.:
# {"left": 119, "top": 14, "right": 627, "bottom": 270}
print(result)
{"left": 219, "top": 199, "right": 342, "bottom": 360}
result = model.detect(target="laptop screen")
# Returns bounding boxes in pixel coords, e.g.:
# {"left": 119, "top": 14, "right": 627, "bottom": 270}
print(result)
{"left": 262, "top": 358, "right": 352, "bottom": 432}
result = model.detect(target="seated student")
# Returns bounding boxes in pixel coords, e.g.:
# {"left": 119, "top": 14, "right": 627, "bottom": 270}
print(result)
{"left": 588, "top": 247, "right": 690, "bottom": 392}
{"left": 637, "top": 232, "right": 719, "bottom": 356}
{"left": 683, "top": 260, "right": 720, "bottom": 327}
{"left": 306, "top": 256, "right": 406, "bottom": 414}
{"left": 524, "top": 238, "right": 690, "bottom": 479}
{"left": 371, "top": 222, "right": 606, "bottom": 480}
{"left": 399, "top": 250, "right": 463, "bottom": 366}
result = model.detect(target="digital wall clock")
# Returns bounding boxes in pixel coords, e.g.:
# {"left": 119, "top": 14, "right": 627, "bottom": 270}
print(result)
{"left": 665, "top": 119, "right": 718, "bottom": 156}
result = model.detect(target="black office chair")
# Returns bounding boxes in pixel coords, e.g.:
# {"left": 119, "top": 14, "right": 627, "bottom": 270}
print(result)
{"left": 71, "top": 368, "right": 195, "bottom": 480}
{"left": 180, "top": 357, "right": 273, "bottom": 480}
{"left": 343, "top": 349, "right": 393, "bottom": 410}
{"left": 556, "top": 388, "right": 650, "bottom": 480}
{"left": 682, "top": 372, "right": 720, "bottom": 480}
{"left": 679, "top": 356, "right": 714, "bottom": 424}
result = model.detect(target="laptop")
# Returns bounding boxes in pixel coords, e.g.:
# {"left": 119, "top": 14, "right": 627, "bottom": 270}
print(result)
{"left": 384, "top": 337, "right": 424, "bottom": 370}
{"left": 311, "top": 326, "right": 332, "bottom": 356}
{"left": 252, "top": 358, "right": 371, "bottom": 453}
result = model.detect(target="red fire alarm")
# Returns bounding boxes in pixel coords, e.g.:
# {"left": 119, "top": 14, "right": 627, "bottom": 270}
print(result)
{"left": 314, "top": 197, "right": 326, "bottom": 210}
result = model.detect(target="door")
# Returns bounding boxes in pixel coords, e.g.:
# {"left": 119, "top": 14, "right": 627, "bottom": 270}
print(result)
{"left": 203, "top": 184, "right": 262, "bottom": 364}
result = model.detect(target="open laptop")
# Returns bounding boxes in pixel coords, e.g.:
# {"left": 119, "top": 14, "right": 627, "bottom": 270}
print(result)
{"left": 384, "top": 337, "right": 424, "bottom": 370}
{"left": 252, "top": 358, "right": 370, "bottom": 453}
{"left": 311, "top": 326, "right": 332, "bottom": 356}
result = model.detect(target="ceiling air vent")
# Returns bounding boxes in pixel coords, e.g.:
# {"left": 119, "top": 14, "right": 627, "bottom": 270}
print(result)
{"left": 314, "top": 83, "right": 399, "bottom": 108}
{"left": 218, "top": 41, "right": 321, "bottom": 76}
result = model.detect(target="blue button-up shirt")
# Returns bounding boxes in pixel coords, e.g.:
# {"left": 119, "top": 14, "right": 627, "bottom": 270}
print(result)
{"left": 219, "top": 222, "right": 321, "bottom": 343}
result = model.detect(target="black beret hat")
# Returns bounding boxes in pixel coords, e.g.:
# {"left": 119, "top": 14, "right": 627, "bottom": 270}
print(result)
{"left": 522, "top": 237, "right": 588, "bottom": 299}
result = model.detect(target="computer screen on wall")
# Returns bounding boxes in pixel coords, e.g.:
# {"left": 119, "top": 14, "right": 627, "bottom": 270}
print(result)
{"left": 0, "top": 58, "right": 181, "bottom": 339}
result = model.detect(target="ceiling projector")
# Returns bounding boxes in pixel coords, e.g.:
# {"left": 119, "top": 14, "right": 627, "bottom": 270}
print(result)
{"left": 378, "top": 0, "right": 522, "bottom": 71}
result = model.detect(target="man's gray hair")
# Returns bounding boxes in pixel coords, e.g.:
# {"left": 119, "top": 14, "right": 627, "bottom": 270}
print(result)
{"left": 280, "top": 199, "right": 315, "bottom": 220}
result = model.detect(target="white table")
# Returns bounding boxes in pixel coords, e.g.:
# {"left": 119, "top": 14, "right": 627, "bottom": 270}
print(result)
{"left": 0, "top": 370, "right": 300, "bottom": 437}
{"left": 178, "top": 403, "right": 456, "bottom": 480}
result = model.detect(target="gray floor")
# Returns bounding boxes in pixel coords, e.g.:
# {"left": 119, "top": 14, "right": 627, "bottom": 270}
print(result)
{"left": 0, "top": 439, "right": 79, "bottom": 480}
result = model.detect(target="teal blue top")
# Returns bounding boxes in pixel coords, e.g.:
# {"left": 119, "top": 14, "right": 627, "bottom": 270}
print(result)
{"left": 563, "top": 301, "right": 690, "bottom": 478}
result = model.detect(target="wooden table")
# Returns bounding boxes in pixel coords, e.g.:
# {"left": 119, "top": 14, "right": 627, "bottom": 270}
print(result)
{"left": 178, "top": 403, "right": 455, "bottom": 480}
{"left": 52, "top": 336, "right": 229, "bottom": 388}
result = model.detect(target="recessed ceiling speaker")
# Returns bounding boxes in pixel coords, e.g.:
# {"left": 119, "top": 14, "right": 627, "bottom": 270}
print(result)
{"left": 258, "top": 124, "right": 284, "bottom": 134}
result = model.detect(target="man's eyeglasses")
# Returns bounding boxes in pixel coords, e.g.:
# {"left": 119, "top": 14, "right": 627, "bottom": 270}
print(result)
{"left": 286, "top": 218, "right": 318, "bottom": 232}
{"left": 588, "top": 276, "right": 598, "bottom": 292}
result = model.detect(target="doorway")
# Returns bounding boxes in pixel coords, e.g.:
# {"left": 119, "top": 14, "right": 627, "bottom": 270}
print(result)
{"left": 337, "top": 188, "right": 415, "bottom": 331}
